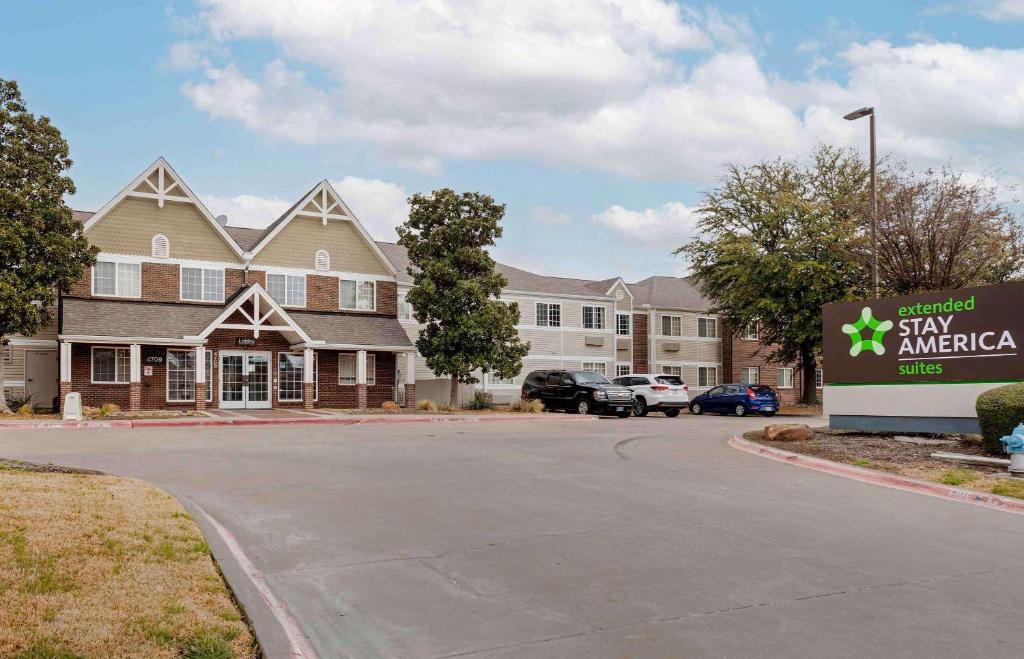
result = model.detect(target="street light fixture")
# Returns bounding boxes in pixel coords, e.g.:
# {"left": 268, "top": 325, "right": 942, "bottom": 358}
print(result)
{"left": 845, "top": 106, "right": 878, "bottom": 298}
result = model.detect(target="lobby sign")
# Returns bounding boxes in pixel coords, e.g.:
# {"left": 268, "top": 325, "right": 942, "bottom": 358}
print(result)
{"left": 823, "top": 282, "right": 1024, "bottom": 385}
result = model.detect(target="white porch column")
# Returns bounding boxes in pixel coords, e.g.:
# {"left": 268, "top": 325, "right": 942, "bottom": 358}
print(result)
{"left": 129, "top": 344, "right": 142, "bottom": 412}
{"left": 404, "top": 352, "right": 416, "bottom": 385}
{"left": 356, "top": 350, "right": 368, "bottom": 385}
{"left": 194, "top": 346, "right": 206, "bottom": 384}
{"left": 59, "top": 342, "right": 72, "bottom": 382}
{"left": 130, "top": 344, "right": 141, "bottom": 383}
{"left": 303, "top": 348, "right": 315, "bottom": 383}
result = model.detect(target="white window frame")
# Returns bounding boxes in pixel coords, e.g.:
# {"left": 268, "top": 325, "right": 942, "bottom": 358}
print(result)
{"left": 582, "top": 305, "right": 605, "bottom": 330}
{"left": 166, "top": 348, "right": 196, "bottom": 402}
{"left": 266, "top": 272, "right": 307, "bottom": 308}
{"left": 489, "top": 372, "right": 516, "bottom": 386}
{"left": 338, "top": 353, "right": 356, "bottom": 385}
{"left": 661, "top": 365, "right": 683, "bottom": 377}
{"left": 616, "top": 313, "right": 631, "bottom": 336}
{"left": 180, "top": 266, "right": 225, "bottom": 303}
{"left": 91, "top": 261, "right": 141, "bottom": 299}
{"left": 397, "top": 294, "right": 413, "bottom": 321}
{"left": 536, "top": 302, "right": 561, "bottom": 328}
{"left": 204, "top": 349, "right": 213, "bottom": 402}
{"left": 340, "top": 279, "right": 377, "bottom": 311}
{"left": 698, "top": 317, "right": 718, "bottom": 339}
{"left": 698, "top": 366, "right": 718, "bottom": 388}
{"left": 777, "top": 367, "right": 794, "bottom": 389}
{"left": 151, "top": 234, "right": 170, "bottom": 259}
{"left": 581, "top": 361, "right": 606, "bottom": 375}
{"left": 277, "top": 352, "right": 317, "bottom": 402}
{"left": 740, "top": 366, "right": 759, "bottom": 385}
{"left": 91, "top": 346, "right": 131, "bottom": 384}
{"left": 661, "top": 315, "right": 682, "bottom": 337}
{"left": 616, "top": 364, "right": 632, "bottom": 377}
{"left": 742, "top": 323, "right": 759, "bottom": 340}
{"left": 815, "top": 367, "right": 823, "bottom": 389}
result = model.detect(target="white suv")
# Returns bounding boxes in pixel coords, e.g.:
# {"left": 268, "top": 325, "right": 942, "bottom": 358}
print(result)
{"left": 612, "top": 373, "right": 689, "bottom": 417}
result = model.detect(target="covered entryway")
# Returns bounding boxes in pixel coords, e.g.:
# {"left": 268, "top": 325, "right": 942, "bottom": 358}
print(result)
{"left": 218, "top": 351, "right": 272, "bottom": 409}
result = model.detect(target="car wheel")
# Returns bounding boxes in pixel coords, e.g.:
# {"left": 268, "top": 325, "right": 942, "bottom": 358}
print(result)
{"left": 734, "top": 404, "right": 747, "bottom": 417}
{"left": 664, "top": 408, "right": 681, "bottom": 418}
{"left": 690, "top": 402, "right": 703, "bottom": 415}
{"left": 633, "top": 398, "right": 648, "bottom": 417}
{"left": 576, "top": 397, "right": 591, "bottom": 415}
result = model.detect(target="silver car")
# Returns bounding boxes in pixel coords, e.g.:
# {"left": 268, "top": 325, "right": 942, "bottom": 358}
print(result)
{"left": 612, "top": 373, "right": 689, "bottom": 417}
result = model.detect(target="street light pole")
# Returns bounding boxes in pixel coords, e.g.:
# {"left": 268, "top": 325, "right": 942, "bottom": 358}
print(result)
{"left": 844, "top": 106, "right": 878, "bottom": 298}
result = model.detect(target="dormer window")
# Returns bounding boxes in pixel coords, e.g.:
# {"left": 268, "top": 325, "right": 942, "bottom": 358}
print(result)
{"left": 151, "top": 234, "right": 170, "bottom": 258}
{"left": 314, "top": 249, "right": 330, "bottom": 271}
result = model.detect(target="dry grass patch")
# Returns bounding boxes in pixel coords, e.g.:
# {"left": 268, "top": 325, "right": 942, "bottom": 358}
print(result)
{"left": 0, "top": 467, "right": 256, "bottom": 658}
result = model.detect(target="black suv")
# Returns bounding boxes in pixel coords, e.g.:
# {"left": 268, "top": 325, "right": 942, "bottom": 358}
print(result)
{"left": 522, "top": 369, "right": 634, "bottom": 417}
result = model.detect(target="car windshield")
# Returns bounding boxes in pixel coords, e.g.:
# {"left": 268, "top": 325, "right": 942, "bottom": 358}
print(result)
{"left": 571, "top": 371, "right": 610, "bottom": 385}
{"left": 655, "top": 376, "right": 683, "bottom": 386}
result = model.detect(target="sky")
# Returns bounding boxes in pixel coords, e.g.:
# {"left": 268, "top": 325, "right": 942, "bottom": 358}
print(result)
{"left": 3, "top": 0, "right": 1023, "bottom": 281}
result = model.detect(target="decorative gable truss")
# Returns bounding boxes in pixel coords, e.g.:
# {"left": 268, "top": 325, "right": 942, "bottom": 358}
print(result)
{"left": 82, "top": 157, "right": 245, "bottom": 259}
{"left": 250, "top": 180, "right": 398, "bottom": 275}
{"left": 186, "top": 283, "right": 321, "bottom": 346}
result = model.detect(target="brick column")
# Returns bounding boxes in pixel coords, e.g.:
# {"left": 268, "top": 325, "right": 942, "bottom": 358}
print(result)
{"left": 356, "top": 384, "right": 368, "bottom": 409}
{"left": 404, "top": 384, "right": 416, "bottom": 408}
{"left": 303, "top": 348, "right": 315, "bottom": 410}
{"left": 194, "top": 346, "right": 207, "bottom": 412}
{"left": 195, "top": 383, "right": 207, "bottom": 411}
{"left": 129, "top": 344, "right": 142, "bottom": 412}
{"left": 303, "top": 383, "right": 315, "bottom": 410}
{"left": 58, "top": 382, "right": 71, "bottom": 413}
{"left": 129, "top": 383, "right": 142, "bottom": 412}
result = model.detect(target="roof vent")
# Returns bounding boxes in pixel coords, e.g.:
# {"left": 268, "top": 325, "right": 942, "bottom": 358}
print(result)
{"left": 215, "top": 214, "right": 229, "bottom": 227}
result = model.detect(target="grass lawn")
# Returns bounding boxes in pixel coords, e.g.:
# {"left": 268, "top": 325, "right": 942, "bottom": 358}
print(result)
{"left": 0, "top": 464, "right": 256, "bottom": 658}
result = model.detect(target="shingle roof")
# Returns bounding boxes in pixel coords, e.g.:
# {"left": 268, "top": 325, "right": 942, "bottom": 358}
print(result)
{"left": 291, "top": 311, "right": 413, "bottom": 348}
{"left": 61, "top": 298, "right": 223, "bottom": 339}
{"left": 224, "top": 226, "right": 265, "bottom": 252}
{"left": 627, "top": 275, "right": 712, "bottom": 311}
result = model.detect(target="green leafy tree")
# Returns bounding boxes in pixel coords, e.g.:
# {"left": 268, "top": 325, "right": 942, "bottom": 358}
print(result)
{"left": 397, "top": 189, "right": 530, "bottom": 406}
{"left": 0, "top": 79, "right": 96, "bottom": 412}
{"left": 678, "top": 146, "right": 869, "bottom": 405}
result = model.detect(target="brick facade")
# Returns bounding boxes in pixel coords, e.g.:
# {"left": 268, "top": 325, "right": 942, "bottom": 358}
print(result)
{"left": 720, "top": 324, "right": 818, "bottom": 406}
{"left": 632, "top": 312, "right": 650, "bottom": 373}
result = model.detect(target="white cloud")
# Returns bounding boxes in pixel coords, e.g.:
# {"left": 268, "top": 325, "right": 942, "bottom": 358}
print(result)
{"left": 331, "top": 176, "right": 409, "bottom": 242}
{"left": 531, "top": 206, "right": 570, "bottom": 225}
{"left": 166, "top": 41, "right": 208, "bottom": 70}
{"left": 591, "top": 202, "right": 700, "bottom": 247}
{"left": 977, "top": 0, "right": 1024, "bottom": 20}
{"left": 201, "top": 193, "right": 290, "bottom": 228}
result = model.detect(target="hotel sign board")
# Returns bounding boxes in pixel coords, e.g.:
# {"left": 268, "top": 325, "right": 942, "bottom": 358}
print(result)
{"left": 822, "top": 282, "right": 1024, "bottom": 385}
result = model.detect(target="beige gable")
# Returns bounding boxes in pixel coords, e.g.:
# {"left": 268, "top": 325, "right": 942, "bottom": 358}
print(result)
{"left": 252, "top": 216, "right": 391, "bottom": 275}
{"left": 86, "top": 197, "right": 241, "bottom": 262}
{"left": 609, "top": 281, "right": 632, "bottom": 310}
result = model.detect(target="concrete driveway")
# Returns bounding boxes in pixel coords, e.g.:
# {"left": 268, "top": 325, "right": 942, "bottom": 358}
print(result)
{"left": 3, "top": 414, "right": 1024, "bottom": 658}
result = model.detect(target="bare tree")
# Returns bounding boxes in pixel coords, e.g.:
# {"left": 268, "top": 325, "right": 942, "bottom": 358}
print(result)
{"left": 874, "top": 166, "right": 1023, "bottom": 295}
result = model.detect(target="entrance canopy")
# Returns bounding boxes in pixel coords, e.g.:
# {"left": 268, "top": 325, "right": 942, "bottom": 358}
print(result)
{"left": 186, "top": 283, "right": 317, "bottom": 346}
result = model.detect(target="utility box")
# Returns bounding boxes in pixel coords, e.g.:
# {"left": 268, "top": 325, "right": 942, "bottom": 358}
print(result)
{"left": 62, "top": 392, "right": 83, "bottom": 421}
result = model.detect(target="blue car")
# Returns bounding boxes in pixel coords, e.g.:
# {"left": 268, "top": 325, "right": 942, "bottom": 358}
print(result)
{"left": 689, "top": 384, "right": 779, "bottom": 417}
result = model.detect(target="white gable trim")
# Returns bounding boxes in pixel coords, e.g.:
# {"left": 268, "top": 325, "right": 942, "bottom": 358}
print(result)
{"left": 248, "top": 180, "right": 398, "bottom": 276}
{"left": 82, "top": 157, "right": 245, "bottom": 259}
{"left": 605, "top": 278, "right": 633, "bottom": 299}
{"left": 186, "top": 283, "right": 318, "bottom": 344}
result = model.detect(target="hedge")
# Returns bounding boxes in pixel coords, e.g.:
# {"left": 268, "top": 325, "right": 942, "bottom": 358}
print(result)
{"left": 975, "top": 383, "right": 1024, "bottom": 454}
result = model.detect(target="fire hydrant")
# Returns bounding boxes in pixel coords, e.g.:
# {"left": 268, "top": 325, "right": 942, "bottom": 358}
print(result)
{"left": 999, "top": 424, "right": 1024, "bottom": 479}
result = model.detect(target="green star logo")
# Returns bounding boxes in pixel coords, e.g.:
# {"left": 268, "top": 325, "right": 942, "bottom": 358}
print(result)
{"left": 842, "top": 306, "right": 893, "bottom": 357}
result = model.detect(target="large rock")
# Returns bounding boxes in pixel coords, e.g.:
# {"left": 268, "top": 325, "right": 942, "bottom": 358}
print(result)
{"left": 764, "top": 424, "right": 811, "bottom": 442}
{"left": 381, "top": 400, "right": 400, "bottom": 411}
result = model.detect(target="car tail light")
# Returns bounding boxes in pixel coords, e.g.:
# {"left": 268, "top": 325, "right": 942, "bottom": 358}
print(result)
{"left": 747, "top": 387, "right": 756, "bottom": 399}
{"left": 683, "top": 385, "right": 689, "bottom": 392}
{"left": 651, "top": 385, "right": 669, "bottom": 391}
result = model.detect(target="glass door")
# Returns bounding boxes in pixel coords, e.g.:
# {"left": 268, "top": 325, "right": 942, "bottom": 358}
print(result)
{"left": 246, "top": 353, "right": 271, "bottom": 409}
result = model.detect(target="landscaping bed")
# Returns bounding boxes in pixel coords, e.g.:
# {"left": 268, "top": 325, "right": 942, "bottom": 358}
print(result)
{"left": 0, "top": 461, "right": 257, "bottom": 657}
{"left": 746, "top": 427, "right": 1024, "bottom": 500}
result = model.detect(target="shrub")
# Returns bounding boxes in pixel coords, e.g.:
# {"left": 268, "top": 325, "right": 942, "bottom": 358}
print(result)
{"left": 437, "top": 403, "right": 457, "bottom": 413}
{"left": 16, "top": 402, "right": 34, "bottom": 416}
{"left": 976, "top": 383, "right": 1024, "bottom": 454}
{"left": 510, "top": 399, "right": 544, "bottom": 414}
{"left": 7, "top": 393, "right": 33, "bottom": 411}
{"left": 99, "top": 402, "right": 121, "bottom": 417}
{"left": 463, "top": 391, "right": 493, "bottom": 410}
{"left": 415, "top": 399, "right": 438, "bottom": 412}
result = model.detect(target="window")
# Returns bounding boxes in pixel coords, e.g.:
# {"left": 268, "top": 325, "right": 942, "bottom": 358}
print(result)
{"left": 777, "top": 367, "right": 794, "bottom": 389}
{"left": 581, "top": 362, "right": 606, "bottom": 375}
{"left": 698, "top": 366, "right": 718, "bottom": 388}
{"left": 698, "top": 317, "right": 718, "bottom": 338}
{"left": 166, "top": 349, "right": 196, "bottom": 402}
{"left": 661, "top": 365, "right": 683, "bottom": 377}
{"left": 740, "top": 366, "right": 759, "bottom": 385}
{"left": 616, "top": 313, "right": 631, "bottom": 336}
{"left": 204, "top": 350, "right": 212, "bottom": 402}
{"left": 92, "top": 261, "right": 140, "bottom": 298}
{"left": 267, "top": 273, "right": 306, "bottom": 307}
{"left": 92, "top": 347, "right": 130, "bottom": 383}
{"left": 366, "top": 354, "right": 376, "bottom": 385}
{"left": 742, "top": 323, "right": 759, "bottom": 340}
{"left": 616, "top": 364, "right": 631, "bottom": 377}
{"left": 314, "top": 249, "right": 330, "bottom": 272}
{"left": 338, "top": 353, "right": 356, "bottom": 385}
{"left": 278, "top": 353, "right": 318, "bottom": 401}
{"left": 151, "top": 234, "right": 169, "bottom": 258}
{"left": 536, "top": 302, "right": 561, "bottom": 327}
{"left": 490, "top": 373, "right": 516, "bottom": 385}
{"left": 582, "top": 305, "right": 605, "bottom": 330}
{"left": 398, "top": 295, "right": 413, "bottom": 320}
{"left": 815, "top": 368, "right": 824, "bottom": 389}
{"left": 661, "top": 315, "right": 682, "bottom": 337}
{"left": 181, "top": 267, "right": 224, "bottom": 302}
{"left": 340, "top": 279, "right": 376, "bottom": 310}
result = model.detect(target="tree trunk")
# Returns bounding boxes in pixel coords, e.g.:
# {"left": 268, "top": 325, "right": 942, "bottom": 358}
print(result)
{"left": 0, "top": 338, "right": 9, "bottom": 413}
{"left": 449, "top": 376, "right": 459, "bottom": 408}
{"left": 799, "top": 343, "right": 818, "bottom": 406}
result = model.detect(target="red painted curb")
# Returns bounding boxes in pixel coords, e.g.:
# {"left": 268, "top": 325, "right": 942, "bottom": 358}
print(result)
{"left": 0, "top": 413, "right": 595, "bottom": 432}
{"left": 729, "top": 435, "right": 1024, "bottom": 516}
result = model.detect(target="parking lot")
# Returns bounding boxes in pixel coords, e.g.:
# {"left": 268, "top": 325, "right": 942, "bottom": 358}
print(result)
{"left": 3, "top": 413, "right": 1024, "bottom": 658}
